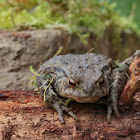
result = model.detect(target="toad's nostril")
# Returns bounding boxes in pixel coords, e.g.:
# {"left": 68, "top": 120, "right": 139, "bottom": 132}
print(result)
{"left": 83, "top": 83, "right": 95, "bottom": 96}
{"left": 87, "top": 87, "right": 94, "bottom": 96}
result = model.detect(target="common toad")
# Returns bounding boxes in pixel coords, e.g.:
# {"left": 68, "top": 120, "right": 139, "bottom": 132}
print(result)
{"left": 36, "top": 50, "right": 140, "bottom": 123}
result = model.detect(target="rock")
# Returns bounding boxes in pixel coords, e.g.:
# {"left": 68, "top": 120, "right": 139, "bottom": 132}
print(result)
{"left": 0, "top": 30, "right": 91, "bottom": 90}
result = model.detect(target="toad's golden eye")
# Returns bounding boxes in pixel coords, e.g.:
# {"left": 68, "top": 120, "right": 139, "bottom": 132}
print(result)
{"left": 99, "top": 79, "right": 105, "bottom": 86}
{"left": 69, "top": 79, "right": 76, "bottom": 88}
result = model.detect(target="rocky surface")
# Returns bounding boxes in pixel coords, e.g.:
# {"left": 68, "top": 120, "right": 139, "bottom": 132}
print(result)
{"left": 0, "top": 30, "right": 91, "bottom": 90}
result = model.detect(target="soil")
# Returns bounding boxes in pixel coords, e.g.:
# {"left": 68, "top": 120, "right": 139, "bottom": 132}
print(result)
{"left": 0, "top": 90, "right": 139, "bottom": 140}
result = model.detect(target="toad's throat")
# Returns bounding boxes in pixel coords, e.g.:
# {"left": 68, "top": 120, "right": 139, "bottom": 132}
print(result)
{"left": 72, "top": 96, "right": 101, "bottom": 103}
{"left": 61, "top": 92, "right": 101, "bottom": 103}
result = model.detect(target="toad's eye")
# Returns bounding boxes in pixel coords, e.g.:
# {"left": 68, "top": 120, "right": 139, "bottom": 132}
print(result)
{"left": 99, "top": 79, "right": 105, "bottom": 86}
{"left": 69, "top": 79, "right": 76, "bottom": 88}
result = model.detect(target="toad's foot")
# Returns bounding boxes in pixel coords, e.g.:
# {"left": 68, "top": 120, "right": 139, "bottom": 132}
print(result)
{"left": 52, "top": 99, "right": 78, "bottom": 123}
{"left": 107, "top": 102, "right": 120, "bottom": 123}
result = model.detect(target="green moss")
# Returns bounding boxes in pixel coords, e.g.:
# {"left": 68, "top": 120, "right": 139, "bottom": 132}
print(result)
{"left": 0, "top": 0, "right": 139, "bottom": 43}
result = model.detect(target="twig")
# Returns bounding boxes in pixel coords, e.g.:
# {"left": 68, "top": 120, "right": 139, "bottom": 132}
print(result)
{"left": 86, "top": 48, "right": 94, "bottom": 54}
{"left": 53, "top": 46, "right": 63, "bottom": 57}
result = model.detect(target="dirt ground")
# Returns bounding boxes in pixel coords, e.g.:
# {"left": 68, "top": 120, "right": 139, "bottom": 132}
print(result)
{"left": 0, "top": 90, "right": 139, "bottom": 140}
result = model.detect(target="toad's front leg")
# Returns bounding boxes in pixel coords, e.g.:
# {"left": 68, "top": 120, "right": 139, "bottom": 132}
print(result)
{"left": 107, "top": 68, "right": 126, "bottom": 122}
{"left": 107, "top": 50, "right": 140, "bottom": 122}
{"left": 36, "top": 75, "right": 78, "bottom": 123}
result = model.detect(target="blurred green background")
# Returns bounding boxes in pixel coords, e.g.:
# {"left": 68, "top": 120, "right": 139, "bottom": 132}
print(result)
{"left": 108, "top": 0, "right": 140, "bottom": 28}
{"left": 0, "top": 0, "right": 139, "bottom": 60}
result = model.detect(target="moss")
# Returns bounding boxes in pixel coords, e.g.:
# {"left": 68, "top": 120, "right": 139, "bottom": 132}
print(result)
{"left": 0, "top": 0, "right": 139, "bottom": 44}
